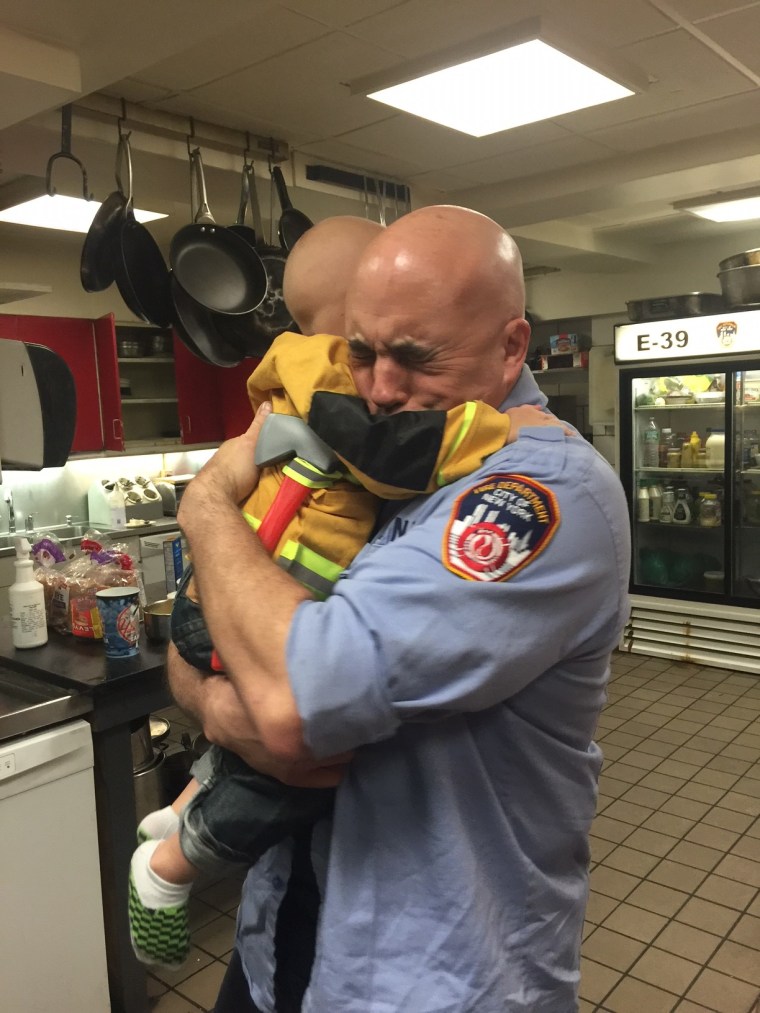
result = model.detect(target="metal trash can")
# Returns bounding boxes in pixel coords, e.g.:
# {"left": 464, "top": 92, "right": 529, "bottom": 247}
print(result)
{"left": 130, "top": 716, "right": 171, "bottom": 824}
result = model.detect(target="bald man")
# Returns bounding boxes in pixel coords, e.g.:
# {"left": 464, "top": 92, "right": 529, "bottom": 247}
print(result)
{"left": 172, "top": 206, "right": 631, "bottom": 1012}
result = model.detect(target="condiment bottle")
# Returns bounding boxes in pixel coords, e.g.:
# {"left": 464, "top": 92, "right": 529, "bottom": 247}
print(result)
{"left": 698, "top": 492, "right": 721, "bottom": 527}
{"left": 648, "top": 482, "right": 662, "bottom": 521}
{"left": 705, "top": 430, "right": 725, "bottom": 469}
{"left": 680, "top": 440, "right": 693, "bottom": 468}
{"left": 667, "top": 449, "right": 682, "bottom": 469}
{"left": 672, "top": 488, "right": 692, "bottom": 524}
{"left": 697, "top": 449, "right": 708, "bottom": 468}
{"left": 9, "top": 536, "right": 48, "bottom": 648}
{"left": 660, "top": 487, "right": 675, "bottom": 524}
{"left": 689, "top": 431, "right": 701, "bottom": 464}
{"left": 637, "top": 482, "right": 650, "bottom": 522}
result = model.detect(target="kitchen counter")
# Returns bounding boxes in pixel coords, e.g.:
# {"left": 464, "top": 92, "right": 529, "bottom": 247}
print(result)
{"left": 0, "top": 618, "right": 172, "bottom": 1013}
{"left": 0, "top": 664, "right": 91, "bottom": 740}
{"left": 0, "top": 515, "right": 182, "bottom": 557}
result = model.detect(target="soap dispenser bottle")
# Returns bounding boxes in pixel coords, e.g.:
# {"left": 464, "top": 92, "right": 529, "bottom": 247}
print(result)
{"left": 9, "top": 536, "right": 48, "bottom": 648}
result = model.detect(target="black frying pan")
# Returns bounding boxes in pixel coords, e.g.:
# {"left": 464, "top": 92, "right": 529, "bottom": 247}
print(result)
{"left": 170, "top": 275, "right": 245, "bottom": 368}
{"left": 80, "top": 135, "right": 130, "bottom": 293}
{"left": 109, "top": 132, "right": 173, "bottom": 327}
{"left": 170, "top": 149, "right": 267, "bottom": 316}
{"left": 271, "top": 165, "right": 313, "bottom": 252}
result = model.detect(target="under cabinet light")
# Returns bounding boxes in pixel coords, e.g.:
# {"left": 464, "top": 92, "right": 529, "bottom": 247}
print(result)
{"left": 0, "top": 195, "right": 166, "bottom": 233}
{"left": 674, "top": 188, "right": 760, "bottom": 223}
{"left": 351, "top": 20, "right": 639, "bottom": 137}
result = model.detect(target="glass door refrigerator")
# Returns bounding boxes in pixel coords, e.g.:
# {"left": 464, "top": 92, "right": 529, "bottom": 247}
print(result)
{"left": 615, "top": 308, "right": 760, "bottom": 672}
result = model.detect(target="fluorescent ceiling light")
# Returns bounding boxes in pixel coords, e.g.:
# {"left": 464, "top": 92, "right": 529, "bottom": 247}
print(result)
{"left": 364, "top": 38, "right": 634, "bottom": 137}
{"left": 674, "top": 189, "right": 760, "bottom": 223}
{"left": 0, "top": 195, "right": 167, "bottom": 233}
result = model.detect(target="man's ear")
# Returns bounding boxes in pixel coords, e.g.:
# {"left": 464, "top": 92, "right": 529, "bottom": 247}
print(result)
{"left": 501, "top": 316, "right": 531, "bottom": 382}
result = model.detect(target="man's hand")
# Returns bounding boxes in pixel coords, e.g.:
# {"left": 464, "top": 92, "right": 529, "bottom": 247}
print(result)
{"left": 178, "top": 401, "right": 272, "bottom": 531}
{"left": 505, "top": 404, "right": 575, "bottom": 439}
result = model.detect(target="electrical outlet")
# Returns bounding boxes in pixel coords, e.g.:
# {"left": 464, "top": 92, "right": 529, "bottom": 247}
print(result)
{"left": 0, "top": 753, "right": 16, "bottom": 779}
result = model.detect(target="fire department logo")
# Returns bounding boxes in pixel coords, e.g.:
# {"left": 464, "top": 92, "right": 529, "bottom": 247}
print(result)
{"left": 443, "top": 474, "right": 560, "bottom": 582}
{"left": 716, "top": 320, "right": 737, "bottom": 348}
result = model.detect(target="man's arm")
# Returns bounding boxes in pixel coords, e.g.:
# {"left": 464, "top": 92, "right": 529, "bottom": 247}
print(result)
{"left": 167, "top": 644, "right": 350, "bottom": 787}
{"left": 177, "top": 404, "right": 314, "bottom": 763}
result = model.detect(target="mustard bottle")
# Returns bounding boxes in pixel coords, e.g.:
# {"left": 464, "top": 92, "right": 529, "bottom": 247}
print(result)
{"left": 689, "top": 431, "right": 701, "bottom": 465}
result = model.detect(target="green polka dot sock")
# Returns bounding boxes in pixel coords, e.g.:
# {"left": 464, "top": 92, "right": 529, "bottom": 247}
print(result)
{"left": 129, "top": 840, "right": 191, "bottom": 969}
{"left": 136, "top": 805, "right": 181, "bottom": 845}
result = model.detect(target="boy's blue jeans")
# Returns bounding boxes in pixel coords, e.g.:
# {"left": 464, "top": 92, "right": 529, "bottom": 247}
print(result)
{"left": 172, "top": 566, "right": 334, "bottom": 874}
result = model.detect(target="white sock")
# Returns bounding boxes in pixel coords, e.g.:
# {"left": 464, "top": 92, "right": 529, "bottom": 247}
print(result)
{"left": 131, "top": 840, "right": 192, "bottom": 909}
{"left": 138, "top": 805, "right": 181, "bottom": 842}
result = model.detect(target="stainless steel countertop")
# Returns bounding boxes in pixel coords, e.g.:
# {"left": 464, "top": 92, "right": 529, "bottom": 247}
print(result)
{"left": 0, "top": 517, "right": 181, "bottom": 558}
{"left": 0, "top": 665, "right": 91, "bottom": 742}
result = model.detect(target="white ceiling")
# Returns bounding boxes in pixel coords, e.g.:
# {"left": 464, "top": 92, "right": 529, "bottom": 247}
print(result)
{"left": 3, "top": 0, "right": 760, "bottom": 279}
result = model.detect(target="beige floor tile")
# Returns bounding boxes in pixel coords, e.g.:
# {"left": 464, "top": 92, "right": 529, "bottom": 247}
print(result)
{"left": 626, "top": 881, "right": 690, "bottom": 918}
{"left": 708, "top": 939, "right": 760, "bottom": 986}
{"left": 600, "top": 730, "right": 647, "bottom": 751}
{"left": 630, "top": 946, "right": 701, "bottom": 994}
{"left": 188, "top": 897, "right": 222, "bottom": 933}
{"left": 640, "top": 771, "right": 689, "bottom": 793}
{"left": 599, "top": 775, "right": 638, "bottom": 799}
{"left": 660, "top": 796, "right": 711, "bottom": 821}
{"left": 719, "top": 791, "right": 760, "bottom": 818}
{"left": 696, "top": 874, "right": 758, "bottom": 912}
{"left": 701, "top": 806, "right": 755, "bottom": 833}
{"left": 623, "top": 827, "right": 679, "bottom": 858}
{"left": 604, "top": 974, "right": 680, "bottom": 1012}
{"left": 685, "top": 822, "right": 740, "bottom": 851}
{"left": 654, "top": 921, "right": 722, "bottom": 964}
{"left": 591, "top": 835, "right": 619, "bottom": 864}
{"left": 674, "top": 1001, "right": 720, "bottom": 1012}
{"left": 647, "top": 858, "right": 707, "bottom": 894}
{"left": 728, "top": 912, "right": 760, "bottom": 951}
{"left": 677, "top": 782, "right": 725, "bottom": 805}
{"left": 621, "top": 784, "right": 671, "bottom": 809}
{"left": 151, "top": 990, "right": 207, "bottom": 1012}
{"left": 606, "top": 762, "right": 651, "bottom": 785}
{"left": 666, "top": 840, "right": 724, "bottom": 873}
{"left": 147, "top": 974, "right": 170, "bottom": 998}
{"left": 583, "top": 925, "right": 647, "bottom": 972}
{"left": 604, "top": 845, "right": 661, "bottom": 878}
{"left": 193, "top": 913, "right": 237, "bottom": 958}
{"left": 604, "top": 798, "right": 657, "bottom": 826}
{"left": 579, "top": 956, "right": 623, "bottom": 1004}
{"left": 748, "top": 818, "right": 760, "bottom": 839}
{"left": 590, "top": 865, "right": 640, "bottom": 901}
{"left": 591, "top": 815, "right": 636, "bottom": 845}
{"left": 714, "top": 854, "right": 760, "bottom": 889}
{"left": 643, "top": 811, "right": 697, "bottom": 839}
{"left": 602, "top": 902, "right": 669, "bottom": 943}
{"left": 578, "top": 999, "right": 595, "bottom": 1013}
{"left": 196, "top": 876, "right": 245, "bottom": 914}
{"left": 600, "top": 742, "right": 632, "bottom": 762}
{"left": 732, "top": 775, "right": 760, "bottom": 798}
{"left": 174, "top": 960, "right": 229, "bottom": 1009}
{"left": 686, "top": 968, "right": 760, "bottom": 1012}
{"left": 149, "top": 946, "right": 215, "bottom": 988}
{"left": 712, "top": 715, "right": 754, "bottom": 732}
{"left": 693, "top": 768, "right": 742, "bottom": 790}
{"left": 650, "top": 728, "right": 693, "bottom": 746}
{"left": 731, "top": 837, "right": 760, "bottom": 862}
{"left": 656, "top": 759, "right": 704, "bottom": 780}
{"left": 636, "top": 739, "right": 680, "bottom": 760}
{"left": 676, "top": 897, "right": 741, "bottom": 936}
{"left": 668, "top": 747, "right": 712, "bottom": 768}
{"left": 635, "top": 712, "right": 671, "bottom": 729}
{"left": 721, "top": 743, "right": 759, "bottom": 763}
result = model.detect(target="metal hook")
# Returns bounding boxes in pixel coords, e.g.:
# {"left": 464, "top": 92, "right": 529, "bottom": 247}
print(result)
{"left": 117, "top": 97, "right": 128, "bottom": 138}
{"left": 186, "top": 117, "right": 196, "bottom": 158}
{"left": 45, "top": 104, "right": 93, "bottom": 200}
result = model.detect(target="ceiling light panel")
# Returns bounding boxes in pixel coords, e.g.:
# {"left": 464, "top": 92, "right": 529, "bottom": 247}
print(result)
{"left": 0, "top": 195, "right": 166, "bottom": 233}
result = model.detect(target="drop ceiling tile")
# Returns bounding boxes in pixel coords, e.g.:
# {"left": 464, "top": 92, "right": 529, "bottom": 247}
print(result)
{"left": 187, "top": 32, "right": 402, "bottom": 137}
{"left": 666, "top": 0, "right": 760, "bottom": 22}
{"left": 405, "top": 167, "right": 485, "bottom": 193}
{"left": 561, "top": 27, "right": 752, "bottom": 134}
{"left": 150, "top": 91, "right": 301, "bottom": 137}
{"left": 693, "top": 4, "right": 760, "bottom": 76}
{"left": 450, "top": 134, "right": 617, "bottom": 187}
{"left": 280, "top": 0, "right": 408, "bottom": 29}
{"left": 333, "top": 116, "right": 572, "bottom": 174}
{"left": 588, "top": 87, "right": 760, "bottom": 152}
{"left": 100, "top": 78, "right": 176, "bottom": 105}
{"left": 131, "top": 7, "right": 330, "bottom": 93}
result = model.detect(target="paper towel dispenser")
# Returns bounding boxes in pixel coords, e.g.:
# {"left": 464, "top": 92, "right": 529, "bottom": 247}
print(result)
{"left": 0, "top": 340, "right": 77, "bottom": 473}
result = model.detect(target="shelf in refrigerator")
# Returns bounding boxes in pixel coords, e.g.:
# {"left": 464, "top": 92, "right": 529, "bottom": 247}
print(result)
{"left": 636, "top": 520, "right": 722, "bottom": 530}
{"left": 635, "top": 467, "right": 723, "bottom": 474}
{"left": 634, "top": 403, "right": 724, "bottom": 411}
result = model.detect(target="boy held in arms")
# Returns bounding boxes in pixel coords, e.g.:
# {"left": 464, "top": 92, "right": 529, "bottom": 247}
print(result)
{"left": 128, "top": 216, "right": 558, "bottom": 969}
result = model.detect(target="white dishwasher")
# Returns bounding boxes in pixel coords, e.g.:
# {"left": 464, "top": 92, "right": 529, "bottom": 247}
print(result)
{"left": 0, "top": 718, "right": 110, "bottom": 1013}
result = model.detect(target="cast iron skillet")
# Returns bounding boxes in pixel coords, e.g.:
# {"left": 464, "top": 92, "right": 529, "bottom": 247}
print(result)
{"left": 170, "top": 275, "right": 246, "bottom": 368}
{"left": 80, "top": 135, "right": 130, "bottom": 293}
{"left": 170, "top": 149, "right": 267, "bottom": 316}
{"left": 271, "top": 164, "right": 313, "bottom": 252}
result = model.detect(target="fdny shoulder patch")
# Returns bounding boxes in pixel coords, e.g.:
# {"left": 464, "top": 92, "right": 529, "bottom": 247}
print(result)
{"left": 443, "top": 473, "right": 560, "bottom": 582}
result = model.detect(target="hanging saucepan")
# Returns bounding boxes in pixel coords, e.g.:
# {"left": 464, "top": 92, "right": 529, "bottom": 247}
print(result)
{"left": 80, "top": 132, "right": 130, "bottom": 293}
{"left": 111, "top": 132, "right": 173, "bottom": 328}
{"left": 170, "top": 148, "right": 267, "bottom": 316}
{"left": 249, "top": 165, "right": 295, "bottom": 341}
{"left": 271, "top": 164, "right": 313, "bottom": 252}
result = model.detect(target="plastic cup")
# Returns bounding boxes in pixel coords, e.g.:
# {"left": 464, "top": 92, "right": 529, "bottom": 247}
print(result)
{"left": 95, "top": 586, "right": 140, "bottom": 658}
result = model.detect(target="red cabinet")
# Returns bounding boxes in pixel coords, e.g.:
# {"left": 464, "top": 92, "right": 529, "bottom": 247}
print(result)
{"left": 0, "top": 312, "right": 260, "bottom": 454}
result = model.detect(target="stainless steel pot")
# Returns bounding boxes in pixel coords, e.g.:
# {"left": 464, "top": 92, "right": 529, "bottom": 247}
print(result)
{"left": 131, "top": 717, "right": 154, "bottom": 772}
{"left": 133, "top": 748, "right": 166, "bottom": 824}
{"left": 719, "top": 248, "right": 760, "bottom": 271}
{"left": 717, "top": 265, "right": 760, "bottom": 308}
{"left": 144, "top": 598, "right": 173, "bottom": 643}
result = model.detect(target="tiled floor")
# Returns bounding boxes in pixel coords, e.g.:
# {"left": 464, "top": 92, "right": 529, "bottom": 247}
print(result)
{"left": 149, "top": 651, "right": 760, "bottom": 1012}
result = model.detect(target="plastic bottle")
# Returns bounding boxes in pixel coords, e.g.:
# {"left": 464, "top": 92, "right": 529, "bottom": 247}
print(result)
{"left": 637, "top": 482, "right": 650, "bottom": 522}
{"left": 9, "top": 536, "right": 48, "bottom": 648}
{"left": 658, "top": 428, "right": 673, "bottom": 468}
{"left": 689, "top": 431, "right": 701, "bottom": 465}
{"left": 648, "top": 482, "right": 662, "bottom": 521}
{"left": 660, "top": 487, "right": 675, "bottom": 524}
{"left": 642, "top": 416, "right": 660, "bottom": 467}
{"left": 680, "top": 440, "right": 693, "bottom": 469}
{"left": 705, "top": 430, "right": 725, "bottom": 469}
{"left": 672, "top": 488, "right": 693, "bottom": 525}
